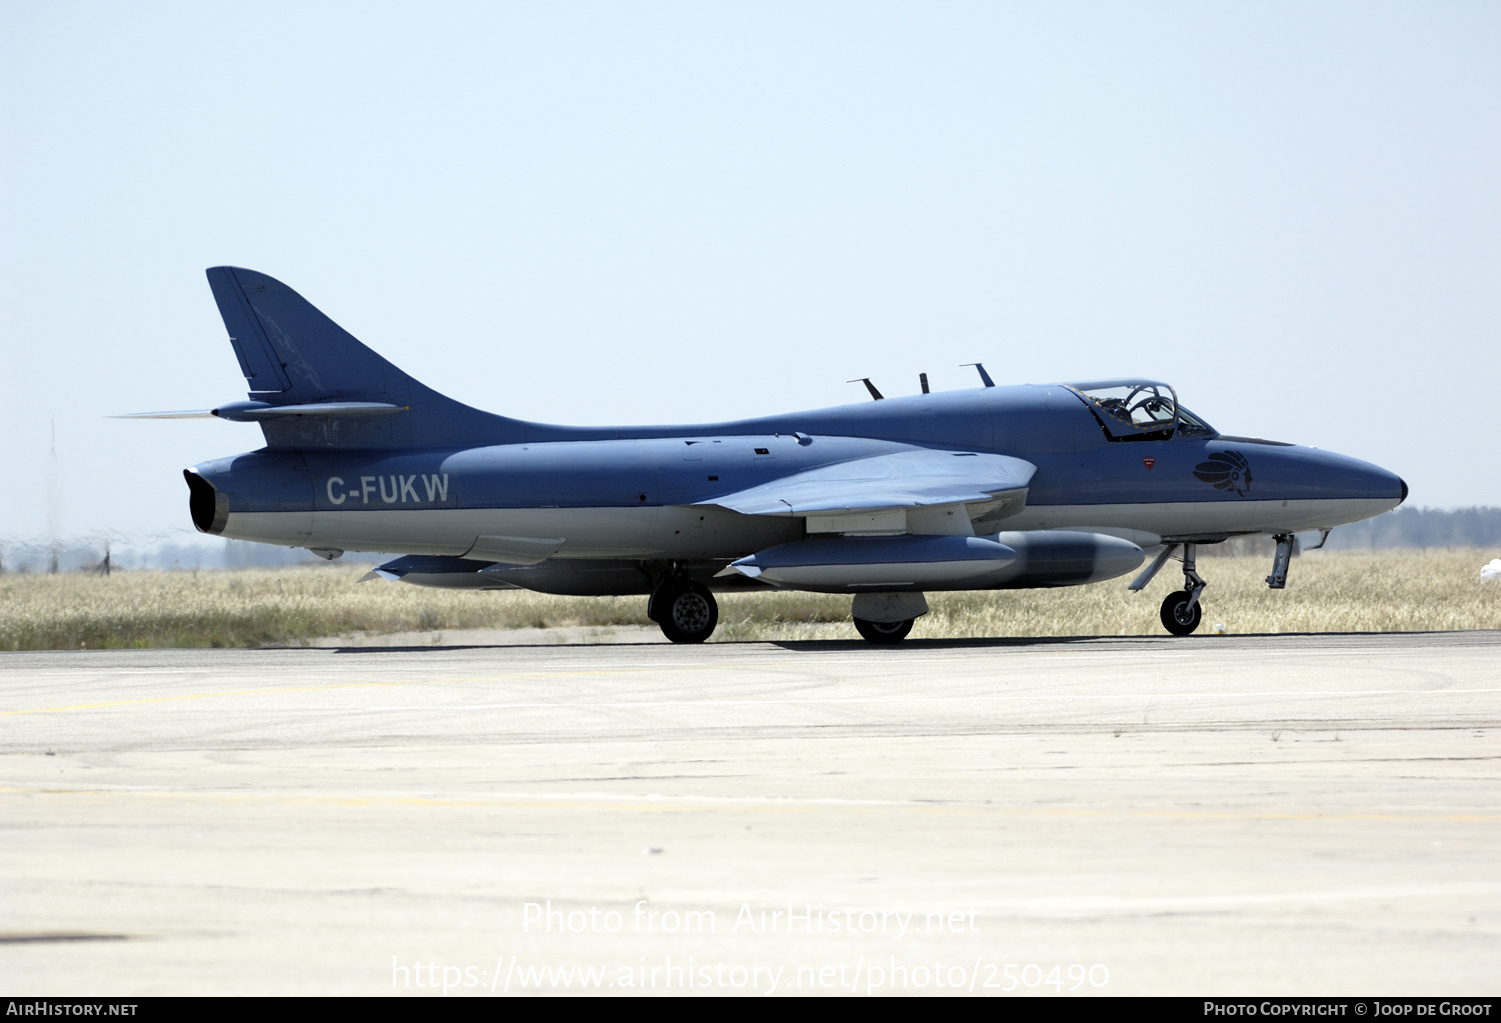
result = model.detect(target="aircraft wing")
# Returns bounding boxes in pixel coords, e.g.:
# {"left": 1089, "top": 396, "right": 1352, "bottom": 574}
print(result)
{"left": 699, "top": 449, "right": 1036, "bottom": 517}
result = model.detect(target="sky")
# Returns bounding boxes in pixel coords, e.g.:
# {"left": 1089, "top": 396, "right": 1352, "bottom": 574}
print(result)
{"left": 2, "top": 1, "right": 1498, "bottom": 552}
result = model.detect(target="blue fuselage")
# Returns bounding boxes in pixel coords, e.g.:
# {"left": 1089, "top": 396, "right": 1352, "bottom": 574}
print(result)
{"left": 189, "top": 383, "right": 1404, "bottom": 584}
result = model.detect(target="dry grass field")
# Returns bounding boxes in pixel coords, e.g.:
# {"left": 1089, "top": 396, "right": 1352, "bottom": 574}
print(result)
{"left": 0, "top": 549, "right": 1498, "bottom": 650}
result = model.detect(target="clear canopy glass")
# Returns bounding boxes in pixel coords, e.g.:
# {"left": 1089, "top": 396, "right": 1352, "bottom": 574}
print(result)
{"left": 1065, "top": 380, "right": 1216, "bottom": 441}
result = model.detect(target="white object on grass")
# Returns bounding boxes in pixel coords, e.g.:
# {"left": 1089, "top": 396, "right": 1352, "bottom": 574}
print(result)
{"left": 1482, "top": 559, "right": 1501, "bottom": 582}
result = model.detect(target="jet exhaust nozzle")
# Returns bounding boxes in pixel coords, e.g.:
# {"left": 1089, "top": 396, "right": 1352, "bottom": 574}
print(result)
{"left": 184, "top": 470, "right": 228, "bottom": 535}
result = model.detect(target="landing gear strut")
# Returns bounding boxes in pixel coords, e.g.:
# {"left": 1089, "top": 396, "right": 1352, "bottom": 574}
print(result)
{"left": 1132, "top": 542, "right": 1208, "bottom": 636}
{"left": 1160, "top": 542, "right": 1207, "bottom": 636}
{"left": 649, "top": 577, "right": 719, "bottom": 644}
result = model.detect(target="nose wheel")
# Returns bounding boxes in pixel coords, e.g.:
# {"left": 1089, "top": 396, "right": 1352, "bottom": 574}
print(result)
{"left": 650, "top": 578, "right": 719, "bottom": 644}
{"left": 1159, "top": 590, "right": 1203, "bottom": 636}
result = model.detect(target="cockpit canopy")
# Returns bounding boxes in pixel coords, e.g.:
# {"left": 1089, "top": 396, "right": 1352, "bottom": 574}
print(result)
{"left": 1064, "top": 380, "right": 1215, "bottom": 441}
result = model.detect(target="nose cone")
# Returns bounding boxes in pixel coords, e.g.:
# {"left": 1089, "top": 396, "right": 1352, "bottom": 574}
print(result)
{"left": 1267, "top": 446, "right": 1407, "bottom": 527}
{"left": 1291, "top": 448, "right": 1407, "bottom": 505}
{"left": 1362, "top": 463, "right": 1406, "bottom": 512}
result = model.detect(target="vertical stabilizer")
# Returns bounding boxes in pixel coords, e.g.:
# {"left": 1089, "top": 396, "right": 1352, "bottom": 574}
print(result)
{"left": 204, "top": 267, "right": 530, "bottom": 449}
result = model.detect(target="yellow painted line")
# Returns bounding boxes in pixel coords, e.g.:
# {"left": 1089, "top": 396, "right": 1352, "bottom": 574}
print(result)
{"left": 1, "top": 786, "right": 1498, "bottom": 823}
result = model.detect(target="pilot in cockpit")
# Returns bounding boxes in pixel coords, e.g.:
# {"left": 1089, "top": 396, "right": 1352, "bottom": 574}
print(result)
{"left": 1097, "top": 397, "right": 1133, "bottom": 423}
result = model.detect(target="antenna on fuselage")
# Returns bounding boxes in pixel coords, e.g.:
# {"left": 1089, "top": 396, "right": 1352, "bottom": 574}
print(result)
{"left": 848, "top": 378, "right": 884, "bottom": 400}
{"left": 919, "top": 373, "right": 930, "bottom": 394}
{"left": 961, "top": 363, "right": 995, "bottom": 387}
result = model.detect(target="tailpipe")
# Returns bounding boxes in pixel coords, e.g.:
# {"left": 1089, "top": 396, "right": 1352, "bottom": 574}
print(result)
{"left": 183, "top": 469, "right": 229, "bottom": 535}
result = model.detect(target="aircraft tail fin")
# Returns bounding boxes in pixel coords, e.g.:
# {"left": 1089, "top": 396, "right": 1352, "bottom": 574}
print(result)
{"left": 205, "top": 267, "right": 528, "bottom": 449}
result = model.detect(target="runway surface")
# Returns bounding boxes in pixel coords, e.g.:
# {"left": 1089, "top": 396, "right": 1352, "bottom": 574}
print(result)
{"left": 2, "top": 632, "right": 1499, "bottom": 996}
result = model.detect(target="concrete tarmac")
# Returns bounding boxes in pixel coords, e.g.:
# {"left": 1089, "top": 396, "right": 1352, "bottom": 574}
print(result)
{"left": 2, "top": 632, "right": 1499, "bottom": 996}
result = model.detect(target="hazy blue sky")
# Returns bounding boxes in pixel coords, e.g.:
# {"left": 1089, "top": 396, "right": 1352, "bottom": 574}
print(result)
{"left": 3, "top": 1, "right": 1497, "bottom": 549}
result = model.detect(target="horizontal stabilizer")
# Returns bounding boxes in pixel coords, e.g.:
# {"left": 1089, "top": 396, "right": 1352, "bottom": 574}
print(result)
{"left": 115, "top": 401, "right": 408, "bottom": 422}
{"left": 700, "top": 450, "right": 1035, "bottom": 517}
{"left": 112, "top": 410, "right": 218, "bottom": 419}
{"left": 214, "top": 401, "right": 408, "bottom": 421}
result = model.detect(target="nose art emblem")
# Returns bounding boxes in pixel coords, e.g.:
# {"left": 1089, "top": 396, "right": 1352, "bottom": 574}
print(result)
{"left": 1193, "top": 450, "right": 1253, "bottom": 496}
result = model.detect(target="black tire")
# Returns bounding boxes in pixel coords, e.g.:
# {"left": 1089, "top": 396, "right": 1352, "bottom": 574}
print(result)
{"left": 1159, "top": 590, "right": 1203, "bottom": 636}
{"left": 657, "top": 582, "right": 718, "bottom": 643}
{"left": 853, "top": 616, "right": 914, "bottom": 644}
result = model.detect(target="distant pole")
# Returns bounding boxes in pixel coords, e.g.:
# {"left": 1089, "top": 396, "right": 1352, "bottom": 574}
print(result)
{"left": 47, "top": 417, "right": 60, "bottom": 574}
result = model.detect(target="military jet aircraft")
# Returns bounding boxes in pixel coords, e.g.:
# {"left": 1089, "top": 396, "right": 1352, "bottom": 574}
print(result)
{"left": 132, "top": 267, "right": 1407, "bottom": 643}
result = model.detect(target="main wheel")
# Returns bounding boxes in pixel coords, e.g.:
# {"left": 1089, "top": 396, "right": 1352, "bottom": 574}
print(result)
{"left": 1159, "top": 590, "right": 1203, "bottom": 636}
{"left": 657, "top": 581, "right": 719, "bottom": 643}
{"left": 853, "top": 616, "right": 914, "bottom": 644}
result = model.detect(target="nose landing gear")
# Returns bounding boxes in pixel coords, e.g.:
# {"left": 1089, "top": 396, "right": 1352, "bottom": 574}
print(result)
{"left": 1158, "top": 542, "right": 1207, "bottom": 636}
{"left": 1132, "top": 542, "right": 1207, "bottom": 636}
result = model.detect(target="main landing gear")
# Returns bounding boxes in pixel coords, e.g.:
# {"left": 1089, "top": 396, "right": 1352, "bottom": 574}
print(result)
{"left": 649, "top": 576, "right": 719, "bottom": 643}
{"left": 853, "top": 617, "right": 914, "bottom": 644}
{"left": 850, "top": 592, "right": 928, "bottom": 645}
